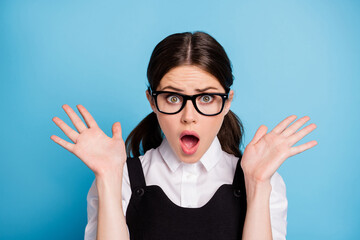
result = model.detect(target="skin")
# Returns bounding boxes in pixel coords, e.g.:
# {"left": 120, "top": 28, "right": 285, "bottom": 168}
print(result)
{"left": 51, "top": 65, "right": 317, "bottom": 240}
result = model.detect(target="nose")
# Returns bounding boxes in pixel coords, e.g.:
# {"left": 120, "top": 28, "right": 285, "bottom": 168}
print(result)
{"left": 180, "top": 99, "right": 198, "bottom": 124}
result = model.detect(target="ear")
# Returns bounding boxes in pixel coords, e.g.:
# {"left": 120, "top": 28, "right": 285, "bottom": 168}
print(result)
{"left": 223, "top": 90, "right": 234, "bottom": 115}
{"left": 146, "top": 90, "right": 157, "bottom": 112}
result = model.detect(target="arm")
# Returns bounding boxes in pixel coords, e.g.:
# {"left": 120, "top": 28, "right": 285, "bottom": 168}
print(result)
{"left": 241, "top": 115, "right": 317, "bottom": 240}
{"left": 96, "top": 168, "right": 129, "bottom": 240}
{"left": 51, "top": 104, "right": 130, "bottom": 240}
{"left": 242, "top": 176, "right": 273, "bottom": 240}
{"left": 85, "top": 170, "right": 132, "bottom": 240}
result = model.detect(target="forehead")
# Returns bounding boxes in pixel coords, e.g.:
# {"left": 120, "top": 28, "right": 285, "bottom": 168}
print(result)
{"left": 157, "top": 65, "right": 224, "bottom": 92}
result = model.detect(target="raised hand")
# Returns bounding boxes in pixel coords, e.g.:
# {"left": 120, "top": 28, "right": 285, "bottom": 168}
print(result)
{"left": 241, "top": 115, "right": 317, "bottom": 183}
{"left": 51, "top": 104, "right": 127, "bottom": 177}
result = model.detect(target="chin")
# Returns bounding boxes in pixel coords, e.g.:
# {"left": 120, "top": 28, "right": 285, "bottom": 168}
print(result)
{"left": 177, "top": 150, "right": 203, "bottom": 164}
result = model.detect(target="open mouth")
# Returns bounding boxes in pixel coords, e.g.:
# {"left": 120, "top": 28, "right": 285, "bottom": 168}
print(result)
{"left": 180, "top": 131, "right": 200, "bottom": 155}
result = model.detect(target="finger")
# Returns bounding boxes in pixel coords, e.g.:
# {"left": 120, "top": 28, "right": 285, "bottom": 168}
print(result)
{"left": 289, "top": 140, "right": 318, "bottom": 156}
{"left": 52, "top": 117, "right": 79, "bottom": 143}
{"left": 112, "top": 122, "right": 123, "bottom": 140}
{"left": 271, "top": 115, "right": 297, "bottom": 134}
{"left": 282, "top": 116, "right": 311, "bottom": 137}
{"left": 250, "top": 125, "right": 268, "bottom": 145}
{"left": 288, "top": 123, "right": 317, "bottom": 146}
{"left": 62, "top": 104, "right": 87, "bottom": 133}
{"left": 76, "top": 104, "right": 99, "bottom": 128}
{"left": 50, "top": 135, "right": 75, "bottom": 152}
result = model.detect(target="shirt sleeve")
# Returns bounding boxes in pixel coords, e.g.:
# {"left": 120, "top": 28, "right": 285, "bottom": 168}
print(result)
{"left": 269, "top": 171, "right": 288, "bottom": 240}
{"left": 84, "top": 179, "right": 98, "bottom": 240}
{"left": 84, "top": 162, "right": 132, "bottom": 240}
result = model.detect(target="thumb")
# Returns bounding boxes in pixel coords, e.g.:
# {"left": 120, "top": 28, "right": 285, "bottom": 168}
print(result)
{"left": 112, "top": 122, "right": 123, "bottom": 140}
{"left": 250, "top": 125, "right": 268, "bottom": 145}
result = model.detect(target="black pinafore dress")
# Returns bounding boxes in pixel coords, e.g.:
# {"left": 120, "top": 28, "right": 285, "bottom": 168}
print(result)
{"left": 125, "top": 156, "right": 247, "bottom": 240}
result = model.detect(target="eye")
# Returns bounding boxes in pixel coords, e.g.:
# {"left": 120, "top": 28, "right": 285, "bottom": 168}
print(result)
{"left": 200, "top": 95, "right": 213, "bottom": 103}
{"left": 166, "top": 95, "right": 181, "bottom": 104}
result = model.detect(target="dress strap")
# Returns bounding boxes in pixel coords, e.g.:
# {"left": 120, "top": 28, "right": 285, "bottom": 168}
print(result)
{"left": 232, "top": 157, "right": 246, "bottom": 194}
{"left": 126, "top": 156, "right": 146, "bottom": 192}
{"left": 232, "top": 157, "right": 247, "bottom": 234}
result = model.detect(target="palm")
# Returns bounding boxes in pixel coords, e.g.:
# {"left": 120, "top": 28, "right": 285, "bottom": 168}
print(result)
{"left": 51, "top": 104, "right": 127, "bottom": 176}
{"left": 241, "top": 115, "right": 317, "bottom": 182}
{"left": 74, "top": 128, "right": 125, "bottom": 169}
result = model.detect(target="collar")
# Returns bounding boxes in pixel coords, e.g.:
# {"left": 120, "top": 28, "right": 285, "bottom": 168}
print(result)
{"left": 158, "top": 136, "right": 223, "bottom": 173}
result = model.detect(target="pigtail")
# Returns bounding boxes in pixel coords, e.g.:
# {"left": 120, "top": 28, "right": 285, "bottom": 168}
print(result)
{"left": 125, "top": 112, "right": 162, "bottom": 157}
{"left": 217, "top": 110, "right": 244, "bottom": 158}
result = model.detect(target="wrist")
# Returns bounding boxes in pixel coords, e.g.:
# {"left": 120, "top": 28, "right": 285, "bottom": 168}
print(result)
{"left": 244, "top": 176, "right": 272, "bottom": 205}
{"left": 95, "top": 166, "right": 124, "bottom": 197}
{"left": 95, "top": 163, "right": 124, "bottom": 180}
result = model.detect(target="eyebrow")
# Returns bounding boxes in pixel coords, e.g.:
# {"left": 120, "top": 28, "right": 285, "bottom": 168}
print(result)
{"left": 160, "top": 86, "right": 219, "bottom": 92}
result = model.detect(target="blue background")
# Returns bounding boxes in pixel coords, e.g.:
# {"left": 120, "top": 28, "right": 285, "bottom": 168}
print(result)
{"left": 1, "top": 0, "right": 359, "bottom": 239}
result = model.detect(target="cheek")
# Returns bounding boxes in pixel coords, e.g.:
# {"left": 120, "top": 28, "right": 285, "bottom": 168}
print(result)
{"left": 199, "top": 115, "right": 225, "bottom": 137}
{"left": 156, "top": 115, "right": 178, "bottom": 137}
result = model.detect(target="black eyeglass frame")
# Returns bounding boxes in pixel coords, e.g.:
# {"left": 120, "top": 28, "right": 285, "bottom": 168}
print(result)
{"left": 150, "top": 90, "right": 229, "bottom": 116}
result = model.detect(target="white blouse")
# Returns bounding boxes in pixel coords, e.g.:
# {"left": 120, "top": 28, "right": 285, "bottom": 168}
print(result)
{"left": 84, "top": 136, "right": 288, "bottom": 240}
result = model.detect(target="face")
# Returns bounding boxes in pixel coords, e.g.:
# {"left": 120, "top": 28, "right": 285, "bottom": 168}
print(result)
{"left": 146, "top": 65, "right": 234, "bottom": 164}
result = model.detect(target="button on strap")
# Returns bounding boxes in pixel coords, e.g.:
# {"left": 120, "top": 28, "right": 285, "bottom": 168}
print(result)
{"left": 135, "top": 187, "right": 145, "bottom": 197}
{"left": 233, "top": 189, "right": 241, "bottom": 198}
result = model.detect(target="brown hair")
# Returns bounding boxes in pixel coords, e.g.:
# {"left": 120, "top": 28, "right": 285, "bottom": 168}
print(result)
{"left": 125, "top": 31, "right": 244, "bottom": 158}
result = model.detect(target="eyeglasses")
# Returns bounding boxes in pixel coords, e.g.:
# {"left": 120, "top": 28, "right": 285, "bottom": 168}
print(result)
{"left": 150, "top": 90, "right": 229, "bottom": 116}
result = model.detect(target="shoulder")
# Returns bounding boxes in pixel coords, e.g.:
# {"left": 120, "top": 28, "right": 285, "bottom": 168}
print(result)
{"left": 269, "top": 172, "right": 287, "bottom": 222}
{"left": 86, "top": 179, "right": 98, "bottom": 201}
{"left": 126, "top": 147, "right": 158, "bottom": 171}
{"left": 218, "top": 151, "right": 240, "bottom": 173}
{"left": 86, "top": 147, "right": 157, "bottom": 202}
{"left": 84, "top": 179, "right": 99, "bottom": 240}
{"left": 269, "top": 172, "right": 288, "bottom": 239}
{"left": 270, "top": 172, "right": 287, "bottom": 200}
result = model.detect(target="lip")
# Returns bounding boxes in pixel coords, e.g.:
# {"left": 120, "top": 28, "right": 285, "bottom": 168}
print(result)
{"left": 179, "top": 130, "right": 200, "bottom": 155}
{"left": 180, "top": 130, "right": 200, "bottom": 139}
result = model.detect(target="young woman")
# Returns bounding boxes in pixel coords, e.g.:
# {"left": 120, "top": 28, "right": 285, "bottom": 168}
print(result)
{"left": 51, "top": 32, "right": 317, "bottom": 240}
